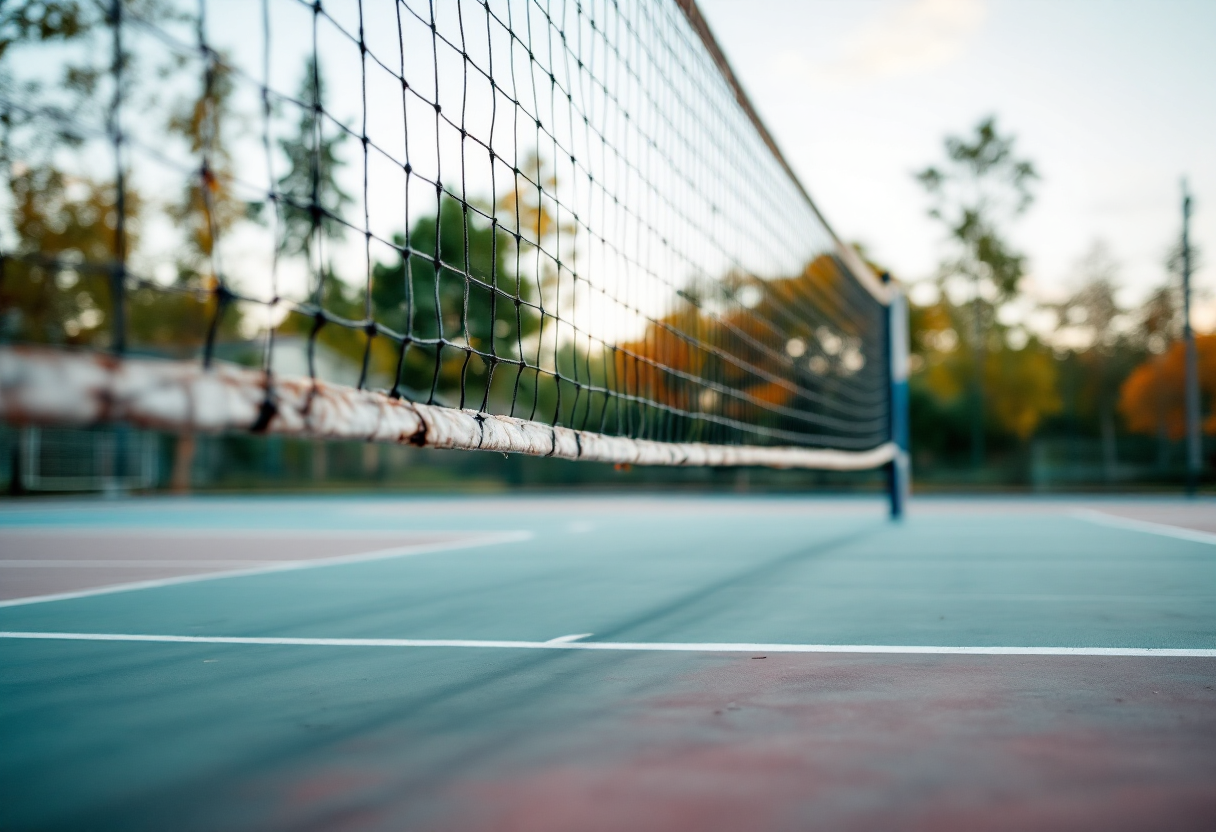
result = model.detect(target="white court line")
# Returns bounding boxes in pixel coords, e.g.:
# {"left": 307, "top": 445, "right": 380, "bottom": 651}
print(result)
{"left": 0, "top": 560, "right": 274, "bottom": 568}
{"left": 0, "top": 528, "right": 491, "bottom": 538}
{"left": 0, "top": 531, "right": 532, "bottom": 609}
{"left": 546, "top": 633, "right": 594, "bottom": 644}
{"left": 1072, "top": 510, "right": 1216, "bottom": 545}
{"left": 0, "top": 631, "right": 1212, "bottom": 657}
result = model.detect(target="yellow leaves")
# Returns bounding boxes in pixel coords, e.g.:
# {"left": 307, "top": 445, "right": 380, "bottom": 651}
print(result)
{"left": 913, "top": 302, "right": 952, "bottom": 336}
{"left": 166, "top": 58, "right": 243, "bottom": 263}
{"left": 10, "top": 165, "right": 141, "bottom": 261}
{"left": 913, "top": 300, "right": 1061, "bottom": 439}
{"left": 984, "top": 347, "right": 1060, "bottom": 439}
{"left": 495, "top": 151, "right": 575, "bottom": 249}
{"left": 922, "top": 354, "right": 965, "bottom": 402}
{"left": 169, "top": 167, "right": 243, "bottom": 259}
{"left": 1118, "top": 334, "right": 1216, "bottom": 439}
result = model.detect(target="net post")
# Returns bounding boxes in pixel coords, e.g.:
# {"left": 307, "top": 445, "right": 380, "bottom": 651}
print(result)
{"left": 884, "top": 273, "right": 911, "bottom": 519}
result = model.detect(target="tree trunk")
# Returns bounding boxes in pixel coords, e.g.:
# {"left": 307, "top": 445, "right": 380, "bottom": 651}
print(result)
{"left": 361, "top": 442, "right": 383, "bottom": 481}
{"left": 9, "top": 429, "right": 26, "bottom": 496}
{"left": 1100, "top": 404, "right": 1117, "bottom": 483}
{"left": 312, "top": 441, "right": 328, "bottom": 483}
{"left": 971, "top": 290, "right": 985, "bottom": 470}
{"left": 1154, "top": 355, "right": 1170, "bottom": 471}
{"left": 171, "top": 433, "right": 196, "bottom": 494}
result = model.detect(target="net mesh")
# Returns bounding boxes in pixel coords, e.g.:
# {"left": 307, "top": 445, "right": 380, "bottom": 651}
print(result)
{"left": 0, "top": 0, "right": 891, "bottom": 456}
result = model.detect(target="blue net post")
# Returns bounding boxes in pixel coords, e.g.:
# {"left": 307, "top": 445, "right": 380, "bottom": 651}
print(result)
{"left": 884, "top": 273, "right": 911, "bottom": 519}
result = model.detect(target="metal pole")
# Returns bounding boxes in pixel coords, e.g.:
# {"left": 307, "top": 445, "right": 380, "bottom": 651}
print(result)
{"left": 109, "top": 1, "right": 129, "bottom": 492}
{"left": 108, "top": 0, "right": 127, "bottom": 355}
{"left": 1181, "top": 181, "right": 1201, "bottom": 495}
{"left": 884, "top": 273, "right": 911, "bottom": 519}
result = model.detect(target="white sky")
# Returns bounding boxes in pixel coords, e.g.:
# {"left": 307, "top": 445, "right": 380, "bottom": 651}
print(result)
{"left": 696, "top": 0, "right": 1216, "bottom": 327}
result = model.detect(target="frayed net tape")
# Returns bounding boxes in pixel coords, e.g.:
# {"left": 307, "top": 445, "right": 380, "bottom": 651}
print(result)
{"left": 0, "top": 347, "right": 896, "bottom": 471}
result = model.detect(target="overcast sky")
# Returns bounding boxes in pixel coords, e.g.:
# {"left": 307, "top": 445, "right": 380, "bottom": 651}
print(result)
{"left": 696, "top": 0, "right": 1216, "bottom": 326}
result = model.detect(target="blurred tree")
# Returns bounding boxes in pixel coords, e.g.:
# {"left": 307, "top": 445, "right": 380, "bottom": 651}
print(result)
{"left": 270, "top": 56, "right": 364, "bottom": 382}
{"left": 916, "top": 116, "right": 1037, "bottom": 468}
{"left": 0, "top": 1, "right": 144, "bottom": 349}
{"left": 0, "top": 2, "right": 107, "bottom": 346}
{"left": 166, "top": 57, "right": 243, "bottom": 276}
{"left": 912, "top": 296, "right": 1059, "bottom": 453}
{"left": 1138, "top": 284, "right": 1182, "bottom": 353}
{"left": 492, "top": 151, "right": 580, "bottom": 420}
{"left": 1119, "top": 334, "right": 1216, "bottom": 441}
{"left": 1166, "top": 236, "right": 1203, "bottom": 295}
{"left": 1114, "top": 238, "right": 1210, "bottom": 467}
{"left": 496, "top": 151, "right": 574, "bottom": 254}
{"left": 315, "top": 149, "right": 568, "bottom": 417}
{"left": 1, "top": 164, "right": 140, "bottom": 347}
{"left": 1046, "top": 242, "right": 1132, "bottom": 478}
{"left": 610, "top": 294, "right": 707, "bottom": 439}
{"left": 1132, "top": 284, "right": 1183, "bottom": 465}
{"left": 369, "top": 197, "right": 542, "bottom": 410}
{"left": 273, "top": 56, "right": 352, "bottom": 265}
{"left": 0, "top": 1, "right": 90, "bottom": 58}
{"left": 0, "top": 0, "right": 246, "bottom": 354}
{"left": 152, "top": 50, "right": 250, "bottom": 354}
{"left": 982, "top": 340, "right": 1061, "bottom": 441}
{"left": 611, "top": 254, "right": 881, "bottom": 445}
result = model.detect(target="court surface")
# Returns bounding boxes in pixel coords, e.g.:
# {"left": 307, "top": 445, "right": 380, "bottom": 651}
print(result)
{"left": 2, "top": 495, "right": 1214, "bottom": 831}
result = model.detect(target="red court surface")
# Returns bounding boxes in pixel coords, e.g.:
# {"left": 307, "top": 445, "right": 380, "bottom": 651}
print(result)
{"left": 0, "top": 530, "right": 496, "bottom": 601}
{"left": 418, "top": 655, "right": 1215, "bottom": 832}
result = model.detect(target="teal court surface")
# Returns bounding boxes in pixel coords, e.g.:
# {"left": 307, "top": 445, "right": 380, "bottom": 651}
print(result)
{"left": 1, "top": 496, "right": 1214, "bottom": 831}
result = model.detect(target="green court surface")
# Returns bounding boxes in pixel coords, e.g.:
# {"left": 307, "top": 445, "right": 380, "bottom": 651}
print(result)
{"left": 2, "top": 496, "right": 1214, "bottom": 830}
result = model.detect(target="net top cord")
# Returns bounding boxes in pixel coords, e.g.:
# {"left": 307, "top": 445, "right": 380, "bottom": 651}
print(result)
{"left": 0, "top": 0, "right": 897, "bottom": 468}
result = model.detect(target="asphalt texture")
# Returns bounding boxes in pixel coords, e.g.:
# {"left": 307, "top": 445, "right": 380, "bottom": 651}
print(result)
{"left": 1, "top": 496, "right": 1214, "bottom": 831}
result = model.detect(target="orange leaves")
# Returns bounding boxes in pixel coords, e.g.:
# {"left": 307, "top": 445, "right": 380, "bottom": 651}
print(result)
{"left": 609, "top": 254, "right": 872, "bottom": 422}
{"left": 1118, "top": 335, "right": 1216, "bottom": 439}
{"left": 495, "top": 151, "right": 575, "bottom": 251}
{"left": 614, "top": 308, "right": 705, "bottom": 410}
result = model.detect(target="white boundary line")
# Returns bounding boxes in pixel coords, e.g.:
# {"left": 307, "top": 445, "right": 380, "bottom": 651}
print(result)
{"left": 0, "top": 531, "right": 532, "bottom": 609}
{"left": 0, "top": 560, "right": 277, "bottom": 568}
{"left": 1071, "top": 509, "right": 1216, "bottom": 545}
{"left": 0, "top": 527, "right": 514, "bottom": 538}
{"left": 0, "top": 631, "right": 1212, "bottom": 657}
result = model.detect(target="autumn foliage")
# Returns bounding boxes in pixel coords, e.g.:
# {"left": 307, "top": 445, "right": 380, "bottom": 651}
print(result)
{"left": 912, "top": 301, "right": 1061, "bottom": 441}
{"left": 1118, "top": 335, "right": 1216, "bottom": 439}
{"left": 611, "top": 254, "right": 880, "bottom": 440}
